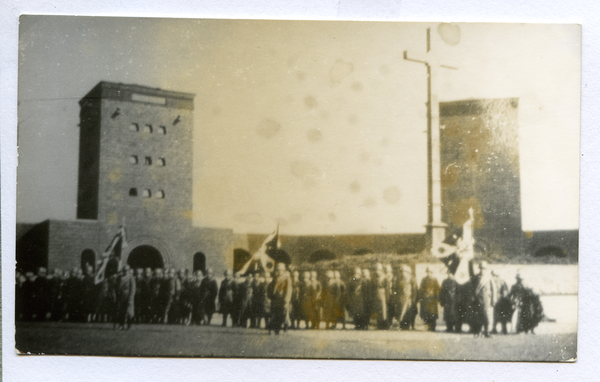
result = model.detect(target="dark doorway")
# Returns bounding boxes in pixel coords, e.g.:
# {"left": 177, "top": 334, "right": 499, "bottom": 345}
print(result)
{"left": 233, "top": 248, "right": 252, "bottom": 272}
{"left": 193, "top": 252, "right": 206, "bottom": 274}
{"left": 127, "top": 245, "right": 164, "bottom": 270}
{"left": 80, "top": 249, "right": 96, "bottom": 273}
{"left": 269, "top": 249, "right": 291, "bottom": 265}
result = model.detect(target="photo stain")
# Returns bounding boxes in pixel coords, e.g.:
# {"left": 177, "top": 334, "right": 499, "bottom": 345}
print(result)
{"left": 307, "top": 129, "right": 322, "bottom": 143}
{"left": 107, "top": 212, "right": 118, "bottom": 226}
{"left": 109, "top": 168, "right": 122, "bottom": 182}
{"left": 351, "top": 81, "right": 363, "bottom": 92}
{"left": 289, "top": 213, "right": 302, "bottom": 223}
{"left": 290, "top": 161, "right": 322, "bottom": 186}
{"left": 379, "top": 65, "right": 390, "bottom": 75}
{"left": 348, "top": 114, "right": 359, "bottom": 125}
{"left": 328, "top": 213, "right": 337, "bottom": 222}
{"left": 349, "top": 180, "right": 361, "bottom": 193}
{"left": 383, "top": 186, "right": 401, "bottom": 204}
{"left": 363, "top": 197, "right": 377, "bottom": 208}
{"left": 304, "top": 96, "right": 318, "bottom": 109}
{"left": 256, "top": 119, "right": 281, "bottom": 139}
{"left": 329, "top": 59, "right": 354, "bottom": 83}
{"left": 296, "top": 71, "right": 306, "bottom": 81}
{"left": 438, "top": 23, "right": 461, "bottom": 46}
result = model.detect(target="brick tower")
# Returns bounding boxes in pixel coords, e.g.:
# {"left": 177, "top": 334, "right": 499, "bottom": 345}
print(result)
{"left": 74, "top": 81, "right": 232, "bottom": 271}
{"left": 439, "top": 98, "right": 524, "bottom": 256}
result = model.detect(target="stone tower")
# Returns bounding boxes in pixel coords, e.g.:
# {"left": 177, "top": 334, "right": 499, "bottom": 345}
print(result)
{"left": 439, "top": 98, "right": 524, "bottom": 256}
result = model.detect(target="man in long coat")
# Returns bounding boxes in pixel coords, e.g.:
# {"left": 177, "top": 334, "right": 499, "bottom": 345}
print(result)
{"left": 299, "top": 271, "right": 313, "bottom": 329}
{"left": 238, "top": 273, "right": 254, "bottom": 328}
{"left": 115, "top": 265, "right": 136, "bottom": 330}
{"left": 440, "top": 270, "right": 460, "bottom": 332}
{"left": 491, "top": 270, "right": 512, "bottom": 335}
{"left": 472, "top": 261, "right": 498, "bottom": 337}
{"left": 267, "top": 262, "right": 293, "bottom": 335}
{"left": 394, "top": 265, "right": 419, "bottom": 330}
{"left": 346, "top": 268, "right": 364, "bottom": 329}
{"left": 419, "top": 267, "right": 441, "bottom": 332}
{"left": 309, "top": 271, "right": 322, "bottom": 329}
{"left": 289, "top": 270, "right": 303, "bottom": 329}
{"left": 218, "top": 270, "right": 235, "bottom": 327}
{"left": 374, "top": 263, "right": 388, "bottom": 329}
{"left": 200, "top": 268, "right": 219, "bottom": 325}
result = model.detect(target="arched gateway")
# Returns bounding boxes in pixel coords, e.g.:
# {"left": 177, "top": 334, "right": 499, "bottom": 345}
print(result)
{"left": 127, "top": 245, "right": 164, "bottom": 270}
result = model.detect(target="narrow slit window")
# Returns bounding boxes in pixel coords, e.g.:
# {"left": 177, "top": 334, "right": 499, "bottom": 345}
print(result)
{"left": 156, "top": 190, "right": 165, "bottom": 199}
{"left": 129, "top": 188, "right": 138, "bottom": 197}
{"left": 142, "top": 189, "right": 151, "bottom": 198}
{"left": 144, "top": 156, "right": 152, "bottom": 165}
{"left": 143, "top": 124, "right": 153, "bottom": 133}
{"left": 129, "top": 155, "right": 138, "bottom": 164}
{"left": 129, "top": 123, "right": 139, "bottom": 132}
{"left": 158, "top": 158, "right": 166, "bottom": 166}
{"left": 159, "top": 126, "right": 167, "bottom": 135}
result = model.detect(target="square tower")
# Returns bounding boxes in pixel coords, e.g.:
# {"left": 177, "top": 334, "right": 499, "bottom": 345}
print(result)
{"left": 439, "top": 98, "right": 524, "bottom": 256}
{"left": 76, "top": 82, "right": 204, "bottom": 263}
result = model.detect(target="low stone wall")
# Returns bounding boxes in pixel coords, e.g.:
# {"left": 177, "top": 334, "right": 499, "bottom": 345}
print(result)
{"left": 415, "top": 263, "right": 578, "bottom": 295}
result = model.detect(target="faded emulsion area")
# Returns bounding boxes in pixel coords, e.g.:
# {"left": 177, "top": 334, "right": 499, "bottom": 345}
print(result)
{"left": 15, "top": 18, "right": 579, "bottom": 361}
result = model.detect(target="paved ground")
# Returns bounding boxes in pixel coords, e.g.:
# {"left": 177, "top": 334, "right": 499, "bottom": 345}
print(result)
{"left": 15, "top": 318, "right": 576, "bottom": 361}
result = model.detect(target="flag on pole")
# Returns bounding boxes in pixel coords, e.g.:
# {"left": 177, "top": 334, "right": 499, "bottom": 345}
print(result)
{"left": 238, "top": 226, "right": 278, "bottom": 275}
{"left": 95, "top": 225, "right": 129, "bottom": 284}
{"left": 432, "top": 208, "right": 475, "bottom": 284}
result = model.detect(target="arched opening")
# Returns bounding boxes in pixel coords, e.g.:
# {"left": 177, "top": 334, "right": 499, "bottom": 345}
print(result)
{"left": 269, "top": 249, "right": 292, "bottom": 265}
{"left": 80, "top": 249, "right": 96, "bottom": 274}
{"left": 127, "top": 245, "right": 164, "bottom": 271}
{"left": 233, "top": 248, "right": 252, "bottom": 272}
{"left": 308, "top": 249, "right": 336, "bottom": 263}
{"left": 193, "top": 252, "right": 206, "bottom": 274}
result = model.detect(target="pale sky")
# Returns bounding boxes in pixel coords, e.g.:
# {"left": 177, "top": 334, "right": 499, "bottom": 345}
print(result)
{"left": 16, "top": 17, "right": 580, "bottom": 234}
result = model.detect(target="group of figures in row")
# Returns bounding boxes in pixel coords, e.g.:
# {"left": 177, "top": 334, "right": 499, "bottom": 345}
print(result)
{"left": 16, "top": 259, "right": 544, "bottom": 336}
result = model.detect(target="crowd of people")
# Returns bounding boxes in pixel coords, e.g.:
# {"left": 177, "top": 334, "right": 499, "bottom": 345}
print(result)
{"left": 15, "top": 259, "right": 544, "bottom": 336}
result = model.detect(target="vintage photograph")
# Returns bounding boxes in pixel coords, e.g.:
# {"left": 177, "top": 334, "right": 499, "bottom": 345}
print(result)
{"left": 15, "top": 17, "right": 579, "bottom": 361}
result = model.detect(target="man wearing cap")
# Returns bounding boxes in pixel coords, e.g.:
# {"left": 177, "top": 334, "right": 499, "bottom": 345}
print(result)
{"left": 440, "top": 270, "right": 460, "bottom": 332}
{"left": 395, "top": 265, "right": 419, "bottom": 330}
{"left": 267, "top": 262, "right": 293, "bottom": 334}
{"left": 419, "top": 267, "right": 441, "bottom": 332}
{"left": 472, "top": 261, "right": 498, "bottom": 337}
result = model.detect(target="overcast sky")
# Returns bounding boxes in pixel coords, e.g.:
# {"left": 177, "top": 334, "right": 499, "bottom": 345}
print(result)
{"left": 16, "top": 17, "right": 580, "bottom": 234}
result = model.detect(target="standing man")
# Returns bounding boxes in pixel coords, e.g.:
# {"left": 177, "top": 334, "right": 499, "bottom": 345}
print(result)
{"left": 114, "top": 265, "right": 136, "bottom": 330}
{"left": 200, "top": 268, "right": 219, "bottom": 325}
{"left": 395, "top": 265, "right": 419, "bottom": 330}
{"left": 419, "top": 267, "right": 441, "bottom": 332}
{"left": 347, "top": 268, "right": 364, "bottom": 330}
{"left": 491, "top": 270, "right": 511, "bottom": 335}
{"left": 267, "top": 263, "right": 293, "bottom": 335}
{"left": 309, "top": 271, "right": 322, "bottom": 329}
{"left": 289, "top": 270, "right": 302, "bottom": 329}
{"left": 219, "top": 269, "right": 235, "bottom": 326}
{"left": 440, "top": 269, "right": 459, "bottom": 332}
{"left": 472, "top": 261, "right": 498, "bottom": 338}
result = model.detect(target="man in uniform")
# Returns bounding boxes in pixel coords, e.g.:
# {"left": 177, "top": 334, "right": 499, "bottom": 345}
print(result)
{"left": 114, "top": 264, "right": 136, "bottom": 330}
{"left": 200, "top": 268, "right": 219, "bottom": 325}
{"left": 419, "top": 267, "right": 441, "bottom": 332}
{"left": 472, "top": 261, "right": 498, "bottom": 337}
{"left": 218, "top": 270, "right": 235, "bottom": 327}
{"left": 267, "top": 263, "right": 293, "bottom": 335}
{"left": 440, "top": 269, "right": 459, "bottom": 332}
